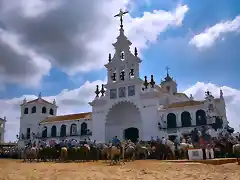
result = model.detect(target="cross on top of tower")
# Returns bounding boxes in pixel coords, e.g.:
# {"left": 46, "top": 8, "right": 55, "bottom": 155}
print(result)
{"left": 165, "top": 66, "right": 170, "bottom": 76}
{"left": 114, "top": 9, "right": 129, "bottom": 29}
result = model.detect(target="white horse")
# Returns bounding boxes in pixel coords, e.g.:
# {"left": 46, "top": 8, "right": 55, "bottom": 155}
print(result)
{"left": 124, "top": 141, "right": 136, "bottom": 161}
{"left": 233, "top": 144, "right": 240, "bottom": 159}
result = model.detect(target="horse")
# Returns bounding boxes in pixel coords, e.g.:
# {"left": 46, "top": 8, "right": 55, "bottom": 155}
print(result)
{"left": 151, "top": 140, "right": 174, "bottom": 160}
{"left": 123, "top": 141, "right": 136, "bottom": 161}
{"left": 81, "top": 144, "right": 91, "bottom": 161}
{"left": 108, "top": 143, "right": 124, "bottom": 165}
{"left": 165, "top": 140, "right": 176, "bottom": 159}
{"left": 135, "top": 142, "right": 150, "bottom": 159}
{"left": 23, "top": 146, "right": 38, "bottom": 162}
{"left": 233, "top": 144, "right": 240, "bottom": 165}
{"left": 88, "top": 144, "right": 99, "bottom": 161}
{"left": 178, "top": 142, "right": 194, "bottom": 159}
{"left": 98, "top": 143, "right": 110, "bottom": 161}
{"left": 60, "top": 147, "right": 68, "bottom": 161}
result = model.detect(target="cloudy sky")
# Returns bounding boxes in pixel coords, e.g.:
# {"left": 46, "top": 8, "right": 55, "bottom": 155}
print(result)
{"left": 0, "top": 0, "right": 240, "bottom": 142}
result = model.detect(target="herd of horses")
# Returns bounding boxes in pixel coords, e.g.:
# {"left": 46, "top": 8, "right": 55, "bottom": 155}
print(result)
{"left": 2, "top": 138, "right": 239, "bottom": 165}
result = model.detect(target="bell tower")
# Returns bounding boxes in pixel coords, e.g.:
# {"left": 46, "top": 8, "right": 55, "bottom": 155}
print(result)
{"left": 103, "top": 9, "right": 142, "bottom": 100}
{"left": 160, "top": 67, "right": 177, "bottom": 94}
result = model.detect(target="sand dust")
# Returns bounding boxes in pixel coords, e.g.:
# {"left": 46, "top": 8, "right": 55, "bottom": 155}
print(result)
{"left": 0, "top": 159, "right": 239, "bottom": 180}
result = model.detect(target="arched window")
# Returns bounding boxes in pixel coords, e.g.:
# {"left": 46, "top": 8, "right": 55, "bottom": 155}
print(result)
{"left": 24, "top": 108, "right": 28, "bottom": 114}
{"left": 51, "top": 125, "right": 57, "bottom": 137}
{"left": 49, "top": 108, "right": 54, "bottom": 115}
{"left": 81, "top": 122, "right": 88, "bottom": 135}
{"left": 31, "top": 106, "right": 36, "bottom": 113}
{"left": 167, "top": 113, "right": 177, "bottom": 128}
{"left": 42, "top": 126, "right": 47, "bottom": 138}
{"left": 196, "top": 110, "right": 207, "bottom": 126}
{"left": 181, "top": 111, "right": 192, "bottom": 127}
{"left": 212, "top": 117, "right": 223, "bottom": 130}
{"left": 60, "top": 124, "right": 66, "bottom": 137}
{"left": 70, "top": 124, "right": 77, "bottom": 136}
{"left": 42, "top": 107, "right": 47, "bottom": 114}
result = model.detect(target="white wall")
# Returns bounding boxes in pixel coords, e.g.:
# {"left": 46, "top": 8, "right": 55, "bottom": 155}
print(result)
{"left": 40, "top": 119, "right": 92, "bottom": 137}
{"left": 0, "top": 118, "right": 6, "bottom": 143}
{"left": 20, "top": 99, "right": 57, "bottom": 140}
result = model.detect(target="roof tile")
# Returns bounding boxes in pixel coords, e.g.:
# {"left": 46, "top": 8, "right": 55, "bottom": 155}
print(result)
{"left": 40, "top": 112, "right": 91, "bottom": 123}
{"left": 168, "top": 100, "right": 204, "bottom": 108}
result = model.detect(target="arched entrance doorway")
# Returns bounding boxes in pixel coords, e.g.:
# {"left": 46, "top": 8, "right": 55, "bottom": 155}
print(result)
{"left": 105, "top": 101, "right": 142, "bottom": 142}
{"left": 124, "top": 127, "right": 139, "bottom": 142}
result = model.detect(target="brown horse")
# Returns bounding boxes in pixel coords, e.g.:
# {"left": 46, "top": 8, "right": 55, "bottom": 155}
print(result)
{"left": 108, "top": 143, "right": 125, "bottom": 165}
{"left": 151, "top": 141, "right": 174, "bottom": 160}
{"left": 24, "top": 146, "right": 38, "bottom": 162}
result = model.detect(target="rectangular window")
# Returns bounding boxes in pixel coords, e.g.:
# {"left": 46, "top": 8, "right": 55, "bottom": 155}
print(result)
{"left": 128, "top": 85, "right": 135, "bottom": 96}
{"left": 110, "top": 89, "right": 117, "bottom": 99}
{"left": 27, "top": 128, "right": 31, "bottom": 139}
{"left": 119, "top": 87, "right": 126, "bottom": 98}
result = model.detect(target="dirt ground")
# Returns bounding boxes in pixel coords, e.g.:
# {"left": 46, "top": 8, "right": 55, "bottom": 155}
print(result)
{"left": 0, "top": 159, "right": 239, "bottom": 180}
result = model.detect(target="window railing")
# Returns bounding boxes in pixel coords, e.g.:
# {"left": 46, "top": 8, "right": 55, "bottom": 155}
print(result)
{"left": 80, "top": 129, "right": 92, "bottom": 136}
{"left": 18, "top": 129, "right": 92, "bottom": 140}
{"left": 37, "top": 130, "right": 92, "bottom": 139}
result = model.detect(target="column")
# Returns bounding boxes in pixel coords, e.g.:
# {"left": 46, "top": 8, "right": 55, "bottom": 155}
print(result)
{"left": 191, "top": 111, "right": 196, "bottom": 126}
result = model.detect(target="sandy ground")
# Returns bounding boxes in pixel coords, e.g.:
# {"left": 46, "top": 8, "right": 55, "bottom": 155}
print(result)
{"left": 0, "top": 159, "right": 239, "bottom": 180}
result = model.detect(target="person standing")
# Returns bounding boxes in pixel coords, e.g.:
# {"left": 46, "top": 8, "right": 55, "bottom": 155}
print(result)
{"left": 161, "top": 137, "right": 166, "bottom": 145}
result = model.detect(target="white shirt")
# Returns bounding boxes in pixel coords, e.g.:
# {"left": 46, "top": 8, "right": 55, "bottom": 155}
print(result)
{"left": 71, "top": 140, "right": 77, "bottom": 146}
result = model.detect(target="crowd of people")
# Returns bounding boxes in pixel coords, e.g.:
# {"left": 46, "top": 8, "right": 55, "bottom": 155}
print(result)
{"left": 0, "top": 125, "right": 239, "bottom": 162}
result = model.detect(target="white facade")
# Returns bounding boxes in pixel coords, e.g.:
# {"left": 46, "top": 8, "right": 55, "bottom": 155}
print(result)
{"left": 89, "top": 24, "right": 228, "bottom": 143}
{"left": 18, "top": 17, "right": 228, "bottom": 146}
{"left": 0, "top": 117, "right": 6, "bottom": 143}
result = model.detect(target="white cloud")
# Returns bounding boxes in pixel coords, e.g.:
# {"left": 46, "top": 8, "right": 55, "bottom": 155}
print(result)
{"left": 1, "top": 81, "right": 239, "bottom": 142}
{"left": 125, "top": 5, "right": 188, "bottom": 51}
{"left": 0, "top": 0, "right": 189, "bottom": 87}
{"left": 0, "top": 28, "right": 51, "bottom": 88}
{"left": 189, "top": 15, "right": 240, "bottom": 49}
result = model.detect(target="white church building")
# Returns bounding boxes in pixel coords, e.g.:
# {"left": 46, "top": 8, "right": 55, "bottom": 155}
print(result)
{"left": 17, "top": 10, "right": 228, "bottom": 146}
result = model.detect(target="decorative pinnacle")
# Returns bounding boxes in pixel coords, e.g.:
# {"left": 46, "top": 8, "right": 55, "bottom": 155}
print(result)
{"left": 108, "top": 53, "right": 111, "bottom": 62}
{"left": 114, "top": 9, "right": 129, "bottom": 29}
{"left": 134, "top": 47, "right": 138, "bottom": 56}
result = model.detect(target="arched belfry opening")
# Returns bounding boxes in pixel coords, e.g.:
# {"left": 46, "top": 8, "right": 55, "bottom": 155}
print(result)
{"left": 105, "top": 101, "right": 142, "bottom": 142}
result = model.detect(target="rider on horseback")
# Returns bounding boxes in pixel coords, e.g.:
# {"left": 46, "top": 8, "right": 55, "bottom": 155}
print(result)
{"left": 112, "top": 136, "right": 120, "bottom": 148}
